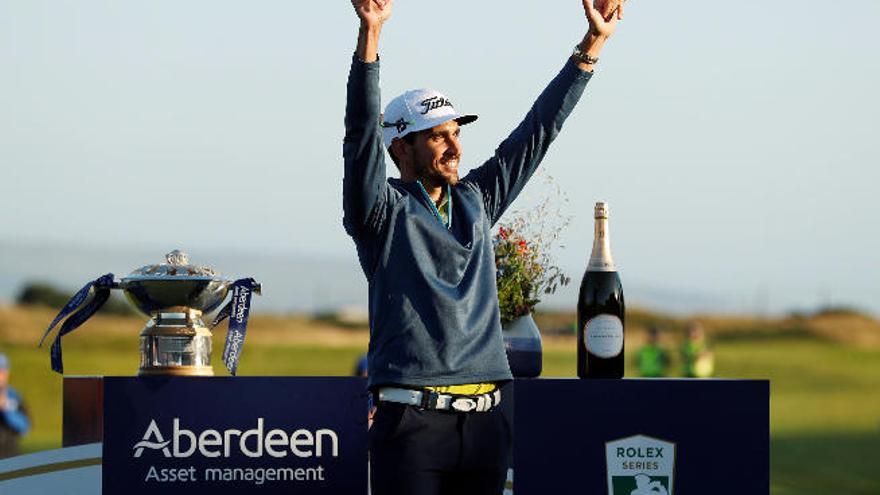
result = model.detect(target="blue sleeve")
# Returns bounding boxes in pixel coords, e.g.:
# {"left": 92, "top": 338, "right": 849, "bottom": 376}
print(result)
{"left": 342, "top": 55, "right": 393, "bottom": 237}
{"left": 462, "top": 59, "right": 592, "bottom": 225}
{"left": 2, "top": 389, "right": 30, "bottom": 435}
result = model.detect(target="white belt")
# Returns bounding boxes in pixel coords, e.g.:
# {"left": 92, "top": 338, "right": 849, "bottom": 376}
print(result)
{"left": 377, "top": 387, "right": 501, "bottom": 413}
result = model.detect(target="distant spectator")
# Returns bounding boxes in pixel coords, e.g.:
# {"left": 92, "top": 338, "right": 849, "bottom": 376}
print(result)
{"left": 636, "top": 327, "right": 669, "bottom": 378}
{"left": 0, "top": 352, "right": 31, "bottom": 459}
{"left": 353, "top": 354, "right": 369, "bottom": 378}
{"left": 681, "top": 322, "right": 714, "bottom": 378}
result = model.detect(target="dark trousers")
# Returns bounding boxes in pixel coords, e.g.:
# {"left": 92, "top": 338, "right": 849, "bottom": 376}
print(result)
{"left": 369, "top": 399, "right": 512, "bottom": 495}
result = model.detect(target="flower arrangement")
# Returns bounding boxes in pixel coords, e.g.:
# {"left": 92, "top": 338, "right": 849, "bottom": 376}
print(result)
{"left": 494, "top": 177, "right": 571, "bottom": 325}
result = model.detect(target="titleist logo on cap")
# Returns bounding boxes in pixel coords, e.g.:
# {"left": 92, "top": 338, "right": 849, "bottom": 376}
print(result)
{"left": 419, "top": 96, "right": 454, "bottom": 115}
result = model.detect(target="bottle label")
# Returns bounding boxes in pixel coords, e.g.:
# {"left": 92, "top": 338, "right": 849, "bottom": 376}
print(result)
{"left": 584, "top": 314, "right": 624, "bottom": 358}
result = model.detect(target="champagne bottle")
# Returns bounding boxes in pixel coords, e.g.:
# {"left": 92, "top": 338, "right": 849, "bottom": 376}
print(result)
{"left": 577, "top": 202, "right": 625, "bottom": 378}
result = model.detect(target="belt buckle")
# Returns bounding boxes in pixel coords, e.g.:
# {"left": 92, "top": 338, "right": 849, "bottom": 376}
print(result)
{"left": 451, "top": 397, "right": 477, "bottom": 412}
{"left": 420, "top": 390, "right": 441, "bottom": 409}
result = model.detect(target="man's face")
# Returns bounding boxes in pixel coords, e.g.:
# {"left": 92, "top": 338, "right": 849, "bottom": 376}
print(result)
{"left": 403, "top": 120, "right": 462, "bottom": 187}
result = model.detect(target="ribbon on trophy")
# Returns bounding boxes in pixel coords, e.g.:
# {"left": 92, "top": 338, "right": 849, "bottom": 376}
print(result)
{"left": 38, "top": 273, "right": 116, "bottom": 374}
{"left": 211, "top": 278, "right": 261, "bottom": 376}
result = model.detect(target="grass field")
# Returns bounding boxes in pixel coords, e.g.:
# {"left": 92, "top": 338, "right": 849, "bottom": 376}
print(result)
{"left": 1, "top": 305, "right": 878, "bottom": 494}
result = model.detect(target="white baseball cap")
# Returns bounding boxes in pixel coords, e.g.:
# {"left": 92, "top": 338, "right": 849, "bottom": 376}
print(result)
{"left": 381, "top": 88, "right": 478, "bottom": 150}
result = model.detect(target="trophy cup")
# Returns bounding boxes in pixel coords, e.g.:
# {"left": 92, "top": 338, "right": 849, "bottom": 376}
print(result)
{"left": 122, "top": 250, "right": 257, "bottom": 376}
{"left": 40, "top": 250, "right": 260, "bottom": 377}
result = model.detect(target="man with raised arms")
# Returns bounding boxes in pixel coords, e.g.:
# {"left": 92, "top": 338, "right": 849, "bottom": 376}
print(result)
{"left": 342, "top": 1, "right": 624, "bottom": 493}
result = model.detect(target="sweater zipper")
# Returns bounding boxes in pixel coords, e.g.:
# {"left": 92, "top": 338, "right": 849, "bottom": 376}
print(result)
{"left": 416, "top": 182, "right": 452, "bottom": 230}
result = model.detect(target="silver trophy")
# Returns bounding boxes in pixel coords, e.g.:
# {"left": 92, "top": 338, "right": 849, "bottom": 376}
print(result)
{"left": 122, "top": 250, "right": 253, "bottom": 376}
{"left": 41, "top": 250, "right": 260, "bottom": 376}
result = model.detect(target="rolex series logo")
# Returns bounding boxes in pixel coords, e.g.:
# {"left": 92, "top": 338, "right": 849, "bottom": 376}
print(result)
{"left": 605, "top": 435, "right": 675, "bottom": 495}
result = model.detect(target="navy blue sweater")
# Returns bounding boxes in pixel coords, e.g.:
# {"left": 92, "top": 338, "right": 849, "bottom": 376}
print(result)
{"left": 343, "top": 56, "right": 591, "bottom": 389}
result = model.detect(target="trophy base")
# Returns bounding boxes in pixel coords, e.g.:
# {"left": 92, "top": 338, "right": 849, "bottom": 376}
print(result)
{"left": 139, "top": 311, "right": 214, "bottom": 377}
{"left": 138, "top": 365, "right": 214, "bottom": 377}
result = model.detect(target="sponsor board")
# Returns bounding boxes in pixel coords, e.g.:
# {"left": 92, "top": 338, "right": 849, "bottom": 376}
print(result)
{"left": 103, "top": 377, "right": 368, "bottom": 494}
{"left": 511, "top": 379, "right": 769, "bottom": 494}
{"left": 606, "top": 435, "right": 675, "bottom": 495}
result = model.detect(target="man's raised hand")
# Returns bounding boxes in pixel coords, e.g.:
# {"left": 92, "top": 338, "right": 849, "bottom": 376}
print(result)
{"left": 352, "top": 0, "right": 394, "bottom": 29}
{"left": 572, "top": 0, "right": 625, "bottom": 71}
{"left": 594, "top": 0, "right": 625, "bottom": 21}
{"left": 352, "top": 0, "right": 392, "bottom": 63}
{"left": 583, "top": 0, "right": 622, "bottom": 39}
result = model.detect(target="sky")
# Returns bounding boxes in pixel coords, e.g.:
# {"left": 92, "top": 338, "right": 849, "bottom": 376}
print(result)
{"left": 2, "top": 0, "right": 879, "bottom": 316}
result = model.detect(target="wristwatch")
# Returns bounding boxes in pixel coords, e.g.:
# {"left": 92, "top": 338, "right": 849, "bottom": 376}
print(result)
{"left": 572, "top": 44, "right": 599, "bottom": 65}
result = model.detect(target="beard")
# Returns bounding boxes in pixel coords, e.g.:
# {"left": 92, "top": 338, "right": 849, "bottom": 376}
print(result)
{"left": 415, "top": 157, "right": 460, "bottom": 188}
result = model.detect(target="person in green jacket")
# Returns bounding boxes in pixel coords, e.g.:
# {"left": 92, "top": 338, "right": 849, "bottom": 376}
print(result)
{"left": 637, "top": 327, "right": 669, "bottom": 378}
{"left": 681, "top": 321, "right": 714, "bottom": 378}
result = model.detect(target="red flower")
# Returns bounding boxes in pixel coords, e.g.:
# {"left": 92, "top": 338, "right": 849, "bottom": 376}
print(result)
{"left": 499, "top": 227, "right": 508, "bottom": 240}
{"left": 518, "top": 240, "right": 528, "bottom": 254}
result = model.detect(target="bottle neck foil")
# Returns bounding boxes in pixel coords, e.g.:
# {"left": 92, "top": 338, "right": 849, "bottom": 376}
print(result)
{"left": 588, "top": 217, "right": 616, "bottom": 272}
